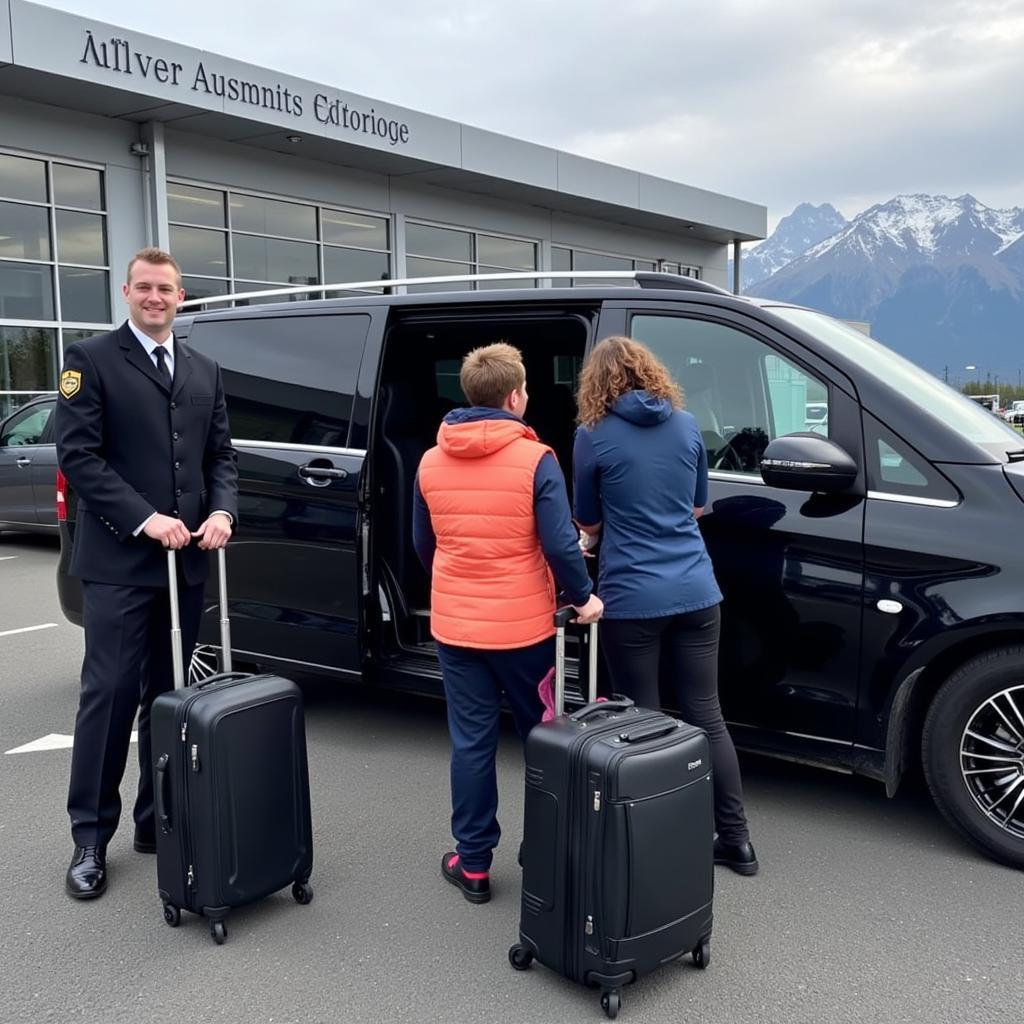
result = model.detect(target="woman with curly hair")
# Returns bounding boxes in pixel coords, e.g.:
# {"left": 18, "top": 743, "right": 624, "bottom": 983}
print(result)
{"left": 573, "top": 335, "right": 757, "bottom": 875}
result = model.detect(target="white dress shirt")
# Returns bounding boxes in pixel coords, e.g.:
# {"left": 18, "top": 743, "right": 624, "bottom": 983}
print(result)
{"left": 126, "top": 320, "right": 233, "bottom": 536}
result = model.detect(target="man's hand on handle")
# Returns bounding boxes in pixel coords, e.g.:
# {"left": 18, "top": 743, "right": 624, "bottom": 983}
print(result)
{"left": 192, "top": 512, "right": 232, "bottom": 550}
{"left": 572, "top": 593, "right": 604, "bottom": 625}
{"left": 143, "top": 513, "right": 192, "bottom": 549}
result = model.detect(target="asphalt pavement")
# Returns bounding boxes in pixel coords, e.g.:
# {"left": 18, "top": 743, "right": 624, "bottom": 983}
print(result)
{"left": 0, "top": 533, "right": 1019, "bottom": 1024}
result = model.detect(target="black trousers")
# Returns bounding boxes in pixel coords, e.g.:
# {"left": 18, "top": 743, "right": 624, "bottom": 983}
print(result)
{"left": 67, "top": 578, "right": 204, "bottom": 847}
{"left": 600, "top": 604, "right": 750, "bottom": 845}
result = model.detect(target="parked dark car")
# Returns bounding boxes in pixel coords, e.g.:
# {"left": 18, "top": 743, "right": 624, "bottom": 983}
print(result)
{"left": 0, "top": 395, "right": 58, "bottom": 537}
{"left": 57, "top": 273, "right": 1024, "bottom": 870}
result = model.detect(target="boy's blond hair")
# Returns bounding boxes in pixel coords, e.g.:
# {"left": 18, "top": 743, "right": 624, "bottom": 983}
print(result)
{"left": 460, "top": 342, "right": 526, "bottom": 408}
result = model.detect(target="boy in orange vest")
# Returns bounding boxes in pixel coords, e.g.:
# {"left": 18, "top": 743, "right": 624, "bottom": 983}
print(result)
{"left": 414, "top": 342, "right": 603, "bottom": 903}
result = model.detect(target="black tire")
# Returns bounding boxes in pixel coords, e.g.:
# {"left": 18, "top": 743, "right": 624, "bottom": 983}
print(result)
{"left": 508, "top": 944, "right": 533, "bottom": 971}
{"left": 292, "top": 881, "right": 314, "bottom": 905}
{"left": 210, "top": 920, "right": 227, "bottom": 945}
{"left": 693, "top": 939, "right": 711, "bottom": 969}
{"left": 922, "top": 647, "right": 1024, "bottom": 869}
{"left": 601, "top": 991, "right": 620, "bottom": 1019}
{"left": 162, "top": 903, "right": 180, "bottom": 927}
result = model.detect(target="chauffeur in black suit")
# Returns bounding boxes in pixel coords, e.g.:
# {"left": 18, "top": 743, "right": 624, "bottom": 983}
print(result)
{"left": 55, "top": 247, "right": 238, "bottom": 899}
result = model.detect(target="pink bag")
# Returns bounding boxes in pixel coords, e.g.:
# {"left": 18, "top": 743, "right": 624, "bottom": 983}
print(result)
{"left": 538, "top": 666, "right": 605, "bottom": 722}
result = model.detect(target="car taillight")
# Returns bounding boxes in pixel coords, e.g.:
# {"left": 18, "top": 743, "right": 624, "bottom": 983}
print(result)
{"left": 56, "top": 469, "right": 67, "bottom": 521}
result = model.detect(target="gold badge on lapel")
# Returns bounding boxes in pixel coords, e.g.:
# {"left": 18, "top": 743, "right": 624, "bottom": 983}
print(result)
{"left": 59, "top": 369, "right": 82, "bottom": 399}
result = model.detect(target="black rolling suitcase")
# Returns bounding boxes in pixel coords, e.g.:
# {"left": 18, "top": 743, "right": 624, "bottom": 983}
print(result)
{"left": 509, "top": 609, "right": 714, "bottom": 1019}
{"left": 151, "top": 548, "right": 314, "bottom": 944}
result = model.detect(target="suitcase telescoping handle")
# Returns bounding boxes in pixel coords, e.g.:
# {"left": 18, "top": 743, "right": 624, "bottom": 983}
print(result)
{"left": 167, "top": 547, "right": 232, "bottom": 690}
{"left": 553, "top": 606, "right": 599, "bottom": 716}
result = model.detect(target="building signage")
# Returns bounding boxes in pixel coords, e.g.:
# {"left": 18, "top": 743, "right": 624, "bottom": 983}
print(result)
{"left": 79, "top": 30, "right": 411, "bottom": 146}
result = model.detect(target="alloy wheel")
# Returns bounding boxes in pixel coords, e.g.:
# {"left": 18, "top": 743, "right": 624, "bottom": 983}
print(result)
{"left": 960, "top": 684, "right": 1024, "bottom": 840}
{"left": 188, "top": 644, "right": 221, "bottom": 685}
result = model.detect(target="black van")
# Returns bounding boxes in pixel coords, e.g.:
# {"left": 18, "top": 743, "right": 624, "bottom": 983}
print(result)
{"left": 57, "top": 272, "right": 1024, "bottom": 870}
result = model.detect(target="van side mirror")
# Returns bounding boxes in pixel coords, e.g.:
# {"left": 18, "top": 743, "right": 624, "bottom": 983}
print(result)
{"left": 760, "top": 433, "right": 859, "bottom": 494}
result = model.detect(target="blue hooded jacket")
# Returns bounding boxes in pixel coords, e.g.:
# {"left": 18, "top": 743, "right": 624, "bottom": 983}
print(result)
{"left": 573, "top": 390, "right": 722, "bottom": 619}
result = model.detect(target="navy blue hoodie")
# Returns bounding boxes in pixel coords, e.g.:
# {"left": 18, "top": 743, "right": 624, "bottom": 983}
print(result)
{"left": 573, "top": 390, "right": 721, "bottom": 619}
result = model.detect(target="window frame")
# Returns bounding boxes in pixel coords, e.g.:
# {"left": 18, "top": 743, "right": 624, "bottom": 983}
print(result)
{"left": 168, "top": 177, "right": 394, "bottom": 301}
{"left": 0, "top": 148, "right": 114, "bottom": 401}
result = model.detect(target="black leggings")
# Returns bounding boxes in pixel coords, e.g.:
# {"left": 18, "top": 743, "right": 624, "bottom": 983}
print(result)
{"left": 600, "top": 604, "right": 750, "bottom": 844}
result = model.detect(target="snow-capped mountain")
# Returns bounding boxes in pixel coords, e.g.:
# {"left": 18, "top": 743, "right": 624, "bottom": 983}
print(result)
{"left": 748, "top": 194, "right": 1024, "bottom": 379}
{"left": 734, "top": 202, "right": 848, "bottom": 289}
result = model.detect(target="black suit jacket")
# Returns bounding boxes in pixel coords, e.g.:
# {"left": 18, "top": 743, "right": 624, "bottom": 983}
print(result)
{"left": 55, "top": 322, "right": 238, "bottom": 587}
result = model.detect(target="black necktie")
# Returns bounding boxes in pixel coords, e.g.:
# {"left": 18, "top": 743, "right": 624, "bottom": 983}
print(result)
{"left": 154, "top": 345, "right": 172, "bottom": 388}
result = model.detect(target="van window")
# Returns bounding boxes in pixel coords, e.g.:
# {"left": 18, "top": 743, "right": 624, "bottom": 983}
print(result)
{"left": 630, "top": 314, "right": 829, "bottom": 474}
{"left": 187, "top": 314, "right": 368, "bottom": 447}
{"left": 864, "top": 415, "right": 958, "bottom": 502}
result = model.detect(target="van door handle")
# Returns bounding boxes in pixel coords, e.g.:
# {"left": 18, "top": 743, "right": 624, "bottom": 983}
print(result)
{"left": 16, "top": 457, "right": 31, "bottom": 468}
{"left": 299, "top": 462, "right": 348, "bottom": 486}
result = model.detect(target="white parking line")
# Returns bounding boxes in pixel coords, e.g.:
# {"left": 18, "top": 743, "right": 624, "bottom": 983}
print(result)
{"left": 0, "top": 623, "right": 59, "bottom": 638}
{"left": 6, "top": 731, "right": 138, "bottom": 755}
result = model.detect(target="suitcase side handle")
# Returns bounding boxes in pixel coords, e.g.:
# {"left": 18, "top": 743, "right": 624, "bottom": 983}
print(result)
{"left": 167, "top": 547, "right": 232, "bottom": 689}
{"left": 156, "top": 753, "right": 172, "bottom": 833}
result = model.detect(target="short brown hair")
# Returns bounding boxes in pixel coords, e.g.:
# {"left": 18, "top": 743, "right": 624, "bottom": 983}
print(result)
{"left": 126, "top": 247, "right": 182, "bottom": 286}
{"left": 460, "top": 342, "right": 526, "bottom": 408}
{"left": 577, "top": 335, "right": 683, "bottom": 427}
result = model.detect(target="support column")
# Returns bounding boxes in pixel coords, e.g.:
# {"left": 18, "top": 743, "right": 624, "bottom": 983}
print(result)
{"left": 140, "top": 122, "right": 170, "bottom": 251}
{"left": 732, "top": 239, "right": 742, "bottom": 294}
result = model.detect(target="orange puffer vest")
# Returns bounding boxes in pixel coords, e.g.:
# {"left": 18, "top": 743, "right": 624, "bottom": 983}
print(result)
{"left": 418, "top": 416, "right": 556, "bottom": 649}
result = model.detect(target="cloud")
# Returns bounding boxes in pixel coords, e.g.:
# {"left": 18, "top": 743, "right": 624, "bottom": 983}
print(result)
{"left": 48, "top": 0, "right": 1024, "bottom": 228}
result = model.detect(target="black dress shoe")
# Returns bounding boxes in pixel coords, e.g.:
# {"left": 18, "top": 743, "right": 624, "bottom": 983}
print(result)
{"left": 66, "top": 845, "right": 108, "bottom": 899}
{"left": 441, "top": 851, "right": 491, "bottom": 904}
{"left": 133, "top": 826, "right": 157, "bottom": 854}
{"left": 713, "top": 837, "right": 759, "bottom": 876}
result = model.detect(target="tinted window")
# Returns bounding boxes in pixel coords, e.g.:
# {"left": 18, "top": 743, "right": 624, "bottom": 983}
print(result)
{"left": 187, "top": 314, "right": 369, "bottom": 447}
{"left": 631, "top": 314, "right": 829, "bottom": 474}
{"left": 864, "top": 414, "right": 958, "bottom": 502}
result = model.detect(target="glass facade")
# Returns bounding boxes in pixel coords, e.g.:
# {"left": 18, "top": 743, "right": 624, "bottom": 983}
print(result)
{"left": 551, "top": 245, "right": 698, "bottom": 285}
{"left": 0, "top": 151, "right": 111, "bottom": 418}
{"left": 167, "top": 181, "right": 392, "bottom": 305}
{"left": 405, "top": 221, "right": 538, "bottom": 292}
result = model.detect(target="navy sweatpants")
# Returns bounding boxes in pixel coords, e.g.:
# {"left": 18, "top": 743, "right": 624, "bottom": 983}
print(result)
{"left": 436, "top": 637, "right": 552, "bottom": 872}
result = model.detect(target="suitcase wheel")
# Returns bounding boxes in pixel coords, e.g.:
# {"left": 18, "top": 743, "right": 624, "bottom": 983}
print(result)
{"left": 210, "top": 920, "right": 228, "bottom": 945}
{"left": 162, "top": 902, "right": 180, "bottom": 928}
{"left": 692, "top": 938, "right": 711, "bottom": 970}
{"left": 600, "top": 990, "right": 620, "bottom": 1019}
{"left": 507, "top": 944, "right": 534, "bottom": 971}
{"left": 292, "top": 881, "right": 314, "bottom": 905}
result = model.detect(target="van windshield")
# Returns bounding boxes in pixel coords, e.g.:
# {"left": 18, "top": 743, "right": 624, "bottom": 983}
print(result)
{"left": 768, "top": 305, "right": 1024, "bottom": 455}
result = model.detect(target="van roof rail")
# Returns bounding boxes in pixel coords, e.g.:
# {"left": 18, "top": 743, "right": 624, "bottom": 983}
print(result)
{"left": 178, "top": 270, "right": 729, "bottom": 310}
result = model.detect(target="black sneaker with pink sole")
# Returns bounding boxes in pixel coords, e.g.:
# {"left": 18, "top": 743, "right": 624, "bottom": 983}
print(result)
{"left": 441, "top": 851, "right": 491, "bottom": 903}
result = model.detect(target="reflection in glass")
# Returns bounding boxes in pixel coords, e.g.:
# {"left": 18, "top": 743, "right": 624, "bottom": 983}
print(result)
{"left": 62, "top": 328, "right": 105, "bottom": 347}
{"left": 0, "top": 261, "right": 54, "bottom": 319}
{"left": 323, "top": 247, "right": 389, "bottom": 289}
{"left": 321, "top": 210, "right": 388, "bottom": 249}
{"left": 0, "top": 202, "right": 51, "bottom": 260}
{"left": 406, "top": 224, "right": 473, "bottom": 261}
{"left": 230, "top": 194, "right": 316, "bottom": 239}
{"left": 573, "top": 251, "right": 632, "bottom": 272}
{"left": 477, "top": 235, "right": 536, "bottom": 270}
{"left": 55, "top": 210, "right": 107, "bottom": 266}
{"left": 551, "top": 247, "right": 572, "bottom": 272}
{"left": 170, "top": 225, "right": 229, "bottom": 277}
{"left": 52, "top": 165, "right": 104, "bottom": 211}
{"left": 406, "top": 256, "right": 473, "bottom": 290}
{"left": 59, "top": 268, "right": 111, "bottom": 323}
{"left": 0, "top": 325, "right": 56, "bottom": 391}
{"left": 168, "top": 183, "right": 226, "bottom": 227}
{"left": 181, "top": 276, "right": 230, "bottom": 305}
{"left": 0, "top": 154, "right": 48, "bottom": 204}
{"left": 232, "top": 235, "right": 318, "bottom": 283}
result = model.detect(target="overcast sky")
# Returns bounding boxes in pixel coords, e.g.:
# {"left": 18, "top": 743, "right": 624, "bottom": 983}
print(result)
{"left": 47, "top": 0, "right": 1024, "bottom": 233}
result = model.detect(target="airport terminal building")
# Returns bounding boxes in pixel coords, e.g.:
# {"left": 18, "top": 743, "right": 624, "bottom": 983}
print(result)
{"left": 0, "top": 0, "right": 766, "bottom": 416}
